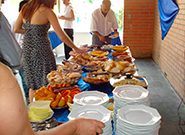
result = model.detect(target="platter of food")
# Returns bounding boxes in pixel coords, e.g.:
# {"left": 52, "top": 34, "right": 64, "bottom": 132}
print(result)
{"left": 70, "top": 53, "right": 95, "bottom": 65}
{"left": 94, "top": 56, "right": 109, "bottom": 61}
{"left": 33, "top": 83, "right": 82, "bottom": 109}
{"left": 111, "top": 45, "right": 128, "bottom": 51}
{"left": 28, "top": 101, "right": 54, "bottom": 122}
{"left": 101, "top": 44, "right": 112, "bottom": 51}
{"left": 104, "top": 60, "right": 136, "bottom": 75}
{"left": 109, "top": 33, "right": 119, "bottom": 38}
{"left": 110, "top": 74, "right": 148, "bottom": 89}
{"left": 90, "top": 50, "right": 109, "bottom": 56}
{"left": 83, "top": 61, "right": 104, "bottom": 71}
{"left": 47, "top": 70, "right": 82, "bottom": 86}
{"left": 82, "top": 72, "right": 111, "bottom": 85}
{"left": 111, "top": 50, "right": 129, "bottom": 57}
{"left": 115, "top": 55, "right": 133, "bottom": 63}
{"left": 58, "top": 60, "right": 82, "bottom": 72}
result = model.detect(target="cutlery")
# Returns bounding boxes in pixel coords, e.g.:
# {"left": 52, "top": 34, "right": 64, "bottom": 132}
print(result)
{"left": 88, "top": 72, "right": 109, "bottom": 77}
{"left": 53, "top": 85, "right": 78, "bottom": 93}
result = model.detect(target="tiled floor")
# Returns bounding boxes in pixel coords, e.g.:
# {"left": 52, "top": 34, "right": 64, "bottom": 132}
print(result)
{"left": 134, "top": 58, "right": 185, "bottom": 135}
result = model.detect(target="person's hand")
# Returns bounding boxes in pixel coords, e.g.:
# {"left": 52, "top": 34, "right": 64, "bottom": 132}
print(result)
{"left": 73, "top": 47, "right": 87, "bottom": 54}
{"left": 59, "top": 15, "right": 65, "bottom": 20}
{"left": 98, "top": 35, "right": 106, "bottom": 43}
{"left": 74, "top": 117, "right": 105, "bottom": 135}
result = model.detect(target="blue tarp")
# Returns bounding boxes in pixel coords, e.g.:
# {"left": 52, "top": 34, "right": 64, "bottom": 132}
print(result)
{"left": 48, "top": 32, "right": 63, "bottom": 50}
{"left": 158, "top": 0, "right": 179, "bottom": 40}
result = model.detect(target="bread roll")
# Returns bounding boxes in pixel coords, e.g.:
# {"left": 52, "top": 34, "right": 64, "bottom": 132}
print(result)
{"left": 110, "top": 67, "right": 120, "bottom": 73}
{"left": 123, "top": 66, "right": 135, "bottom": 74}
{"left": 115, "top": 62, "right": 124, "bottom": 70}
{"left": 118, "top": 61, "right": 129, "bottom": 68}
{"left": 104, "top": 61, "right": 114, "bottom": 71}
{"left": 68, "top": 72, "right": 81, "bottom": 78}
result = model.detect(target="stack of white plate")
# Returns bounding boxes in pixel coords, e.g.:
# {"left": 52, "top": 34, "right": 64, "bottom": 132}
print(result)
{"left": 73, "top": 91, "right": 109, "bottom": 109}
{"left": 115, "top": 105, "right": 161, "bottom": 135}
{"left": 68, "top": 105, "right": 112, "bottom": 135}
{"left": 112, "top": 85, "right": 150, "bottom": 126}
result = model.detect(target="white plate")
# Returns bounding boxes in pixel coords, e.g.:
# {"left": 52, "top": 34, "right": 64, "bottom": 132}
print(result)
{"left": 113, "top": 85, "right": 149, "bottom": 100}
{"left": 117, "top": 105, "right": 161, "bottom": 126}
{"left": 117, "top": 119, "right": 161, "bottom": 129}
{"left": 73, "top": 91, "right": 109, "bottom": 106}
{"left": 68, "top": 105, "right": 111, "bottom": 123}
{"left": 114, "top": 96, "right": 150, "bottom": 105}
{"left": 117, "top": 125, "right": 160, "bottom": 135}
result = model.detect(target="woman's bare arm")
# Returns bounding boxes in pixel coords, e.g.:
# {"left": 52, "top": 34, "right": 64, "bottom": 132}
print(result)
{"left": 46, "top": 8, "right": 84, "bottom": 54}
{"left": 0, "top": 63, "right": 34, "bottom": 135}
{"left": 35, "top": 117, "right": 104, "bottom": 135}
{"left": 0, "top": 63, "right": 104, "bottom": 135}
{"left": 14, "top": 10, "right": 25, "bottom": 34}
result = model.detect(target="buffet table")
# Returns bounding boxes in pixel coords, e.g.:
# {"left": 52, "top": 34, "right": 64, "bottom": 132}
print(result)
{"left": 30, "top": 45, "right": 156, "bottom": 135}
{"left": 53, "top": 47, "right": 133, "bottom": 123}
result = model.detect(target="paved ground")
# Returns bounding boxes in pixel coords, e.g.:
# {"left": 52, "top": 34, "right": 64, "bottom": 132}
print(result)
{"left": 134, "top": 58, "right": 185, "bottom": 135}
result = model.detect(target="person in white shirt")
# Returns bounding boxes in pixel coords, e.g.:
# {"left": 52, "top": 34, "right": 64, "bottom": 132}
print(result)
{"left": 90, "top": 0, "right": 119, "bottom": 46}
{"left": 59, "top": 0, "right": 75, "bottom": 59}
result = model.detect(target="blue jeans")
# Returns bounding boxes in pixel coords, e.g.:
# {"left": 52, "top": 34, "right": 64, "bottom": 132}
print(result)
{"left": 19, "top": 68, "right": 29, "bottom": 98}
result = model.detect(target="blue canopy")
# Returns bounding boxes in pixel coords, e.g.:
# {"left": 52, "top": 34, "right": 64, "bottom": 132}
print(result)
{"left": 158, "top": 0, "right": 179, "bottom": 40}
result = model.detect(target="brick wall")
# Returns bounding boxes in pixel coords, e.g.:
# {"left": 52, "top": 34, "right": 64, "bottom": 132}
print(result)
{"left": 123, "top": 0, "right": 185, "bottom": 99}
{"left": 123, "top": 0, "right": 155, "bottom": 58}
{"left": 152, "top": 0, "right": 185, "bottom": 100}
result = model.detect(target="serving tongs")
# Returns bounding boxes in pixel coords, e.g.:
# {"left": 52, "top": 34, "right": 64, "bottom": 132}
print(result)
{"left": 88, "top": 72, "right": 109, "bottom": 77}
{"left": 84, "top": 65, "right": 98, "bottom": 68}
{"left": 112, "top": 69, "right": 139, "bottom": 79}
{"left": 62, "top": 59, "right": 78, "bottom": 65}
{"left": 53, "top": 85, "right": 78, "bottom": 94}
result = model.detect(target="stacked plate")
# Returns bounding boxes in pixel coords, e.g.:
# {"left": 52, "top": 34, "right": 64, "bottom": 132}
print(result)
{"left": 68, "top": 105, "right": 112, "bottom": 135}
{"left": 112, "top": 85, "right": 150, "bottom": 126}
{"left": 73, "top": 91, "right": 109, "bottom": 109}
{"left": 115, "top": 105, "right": 161, "bottom": 135}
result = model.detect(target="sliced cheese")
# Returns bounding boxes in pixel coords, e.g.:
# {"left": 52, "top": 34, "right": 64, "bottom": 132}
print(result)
{"left": 28, "top": 101, "right": 54, "bottom": 121}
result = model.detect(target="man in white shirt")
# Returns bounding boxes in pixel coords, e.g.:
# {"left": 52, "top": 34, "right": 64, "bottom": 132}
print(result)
{"left": 90, "top": 0, "right": 118, "bottom": 46}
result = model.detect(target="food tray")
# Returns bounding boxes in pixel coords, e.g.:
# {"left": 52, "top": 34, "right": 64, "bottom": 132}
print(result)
{"left": 82, "top": 73, "right": 110, "bottom": 85}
